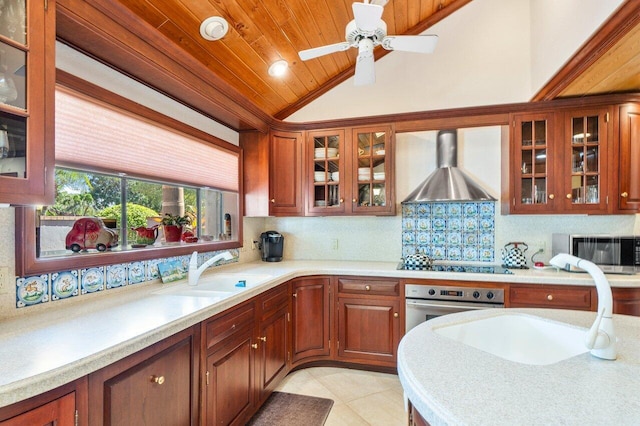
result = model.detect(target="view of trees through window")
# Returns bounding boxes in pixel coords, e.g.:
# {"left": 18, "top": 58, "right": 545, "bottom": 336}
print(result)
{"left": 37, "top": 167, "right": 231, "bottom": 257}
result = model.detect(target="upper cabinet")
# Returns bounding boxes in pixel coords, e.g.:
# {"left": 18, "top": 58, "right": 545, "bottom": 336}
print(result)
{"left": 307, "top": 125, "right": 395, "bottom": 216}
{"left": 617, "top": 104, "right": 640, "bottom": 211}
{"left": 505, "top": 106, "right": 616, "bottom": 215}
{"left": 269, "top": 130, "right": 304, "bottom": 216}
{"left": 0, "top": 0, "right": 54, "bottom": 205}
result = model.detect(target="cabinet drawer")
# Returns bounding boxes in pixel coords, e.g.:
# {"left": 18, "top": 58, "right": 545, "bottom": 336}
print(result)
{"left": 259, "top": 286, "right": 289, "bottom": 318}
{"left": 509, "top": 285, "right": 593, "bottom": 310}
{"left": 338, "top": 278, "right": 399, "bottom": 296}
{"left": 205, "top": 303, "right": 255, "bottom": 350}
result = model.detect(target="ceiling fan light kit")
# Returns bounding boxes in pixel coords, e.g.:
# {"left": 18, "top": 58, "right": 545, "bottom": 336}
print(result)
{"left": 268, "top": 60, "right": 288, "bottom": 77}
{"left": 200, "top": 16, "right": 229, "bottom": 41}
{"left": 297, "top": 0, "right": 437, "bottom": 86}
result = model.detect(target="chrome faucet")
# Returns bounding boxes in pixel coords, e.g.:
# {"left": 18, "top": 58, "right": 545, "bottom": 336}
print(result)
{"left": 188, "top": 250, "right": 234, "bottom": 286}
{"left": 549, "top": 253, "right": 617, "bottom": 360}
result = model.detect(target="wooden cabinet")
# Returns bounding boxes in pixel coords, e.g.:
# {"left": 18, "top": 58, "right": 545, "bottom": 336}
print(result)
{"left": 0, "top": 393, "right": 75, "bottom": 426}
{"left": 505, "top": 107, "right": 612, "bottom": 214}
{"left": 508, "top": 284, "right": 595, "bottom": 311}
{"left": 88, "top": 326, "right": 199, "bottom": 425}
{"left": 291, "top": 277, "right": 331, "bottom": 364}
{"left": 0, "top": 0, "right": 55, "bottom": 204}
{"left": 255, "top": 286, "right": 290, "bottom": 404}
{"left": 408, "top": 401, "right": 429, "bottom": 426}
{"left": 306, "top": 125, "right": 395, "bottom": 216}
{"left": 335, "top": 277, "right": 401, "bottom": 367}
{"left": 617, "top": 104, "right": 640, "bottom": 211}
{"left": 611, "top": 287, "right": 640, "bottom": 317}
{"left": 203, "top": 303, "right": 256, "bottom": 426}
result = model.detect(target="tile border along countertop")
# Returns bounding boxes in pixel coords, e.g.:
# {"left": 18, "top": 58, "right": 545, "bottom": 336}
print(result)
{"left": 398, "top": 308, "right": 640, "bottom": 425}
{"left": 1, "top": 260, "right": 639, "bottom": 407}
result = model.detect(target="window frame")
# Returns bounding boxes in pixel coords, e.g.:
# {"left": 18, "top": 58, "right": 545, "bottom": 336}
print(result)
{"left": 15, "top": 71, "right": 243, "bottom": 276}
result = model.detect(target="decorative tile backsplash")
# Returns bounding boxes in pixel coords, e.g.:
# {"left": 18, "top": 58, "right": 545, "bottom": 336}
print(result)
{"left": 15, "top": 249, "right": 239, "bottom": 309}
{"left": 402, "top": 202, "right": 496, "bottom": 262}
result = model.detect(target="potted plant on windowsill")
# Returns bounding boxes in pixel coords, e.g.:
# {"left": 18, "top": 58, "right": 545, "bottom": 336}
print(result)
{"left": 160, "top": 213, "right": 190, "bottom": 243}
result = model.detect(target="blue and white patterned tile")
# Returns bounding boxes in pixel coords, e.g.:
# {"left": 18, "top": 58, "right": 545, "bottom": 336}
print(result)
{"left": 416, "top": 218, "right": 430, "bottom": 232}
{"left": 432, "top": 232, "right": 446, "bottom": 246}
{"left": 416, "top": 204, "right": 430, "bottom": 217}
{"left": 463, "top": 232, "right": 478, "bottom": 246}
{"left": 479, "top": 248, "right": 494, "bottom": 262}
{"left": 402, "top": 218, "right": 415, "bottom": 232}
{"left": 402, "top": 231, "right": 416, "bottom": 245}
{"left": 446, "top": 218, "right": 462, "bottom": 232}
{"left": 446, "top": 232, "right": 462, "bottom": 247}
{"left": 402, "top": 246, "right": 417, "bottom": 258}
{"left": 448, "top": 247, "right": 462, "bottom": 261}
{"left": 402, "top": 204, "right": 416, "bottom": 217}
{"left": 463, "top": 218, "right": 478, "bottom": 233}
{"left": 432, "top": 218, "right": 446, "bottom": 232}
{"left": 416, "top": 246, "right": 431, "bottom": 256}
{"left": 16, "top": 275, "right": 49, "bottom": 308}
{"left": 480, "top": 233, "right": 494, "bottom": 247}
{"left": 128, "top": 261, "right": 146, "bottom": 284}
{"left": 447, "top": 203, "right": 462, "bottom": 217}
{"left": 432, "top": 246, "right": 446, "bottom": 260}
{"left": 479, "top": 218, "right": 494, "bottom": 232}
{"left": 147, "top": 259, "right": 161, "bottom": 280}
{"left": 81, "top": 267, "right": 105, "bottom": 294}
{"left": 416, "top": 231, "right": 430, "bottom": 246}
{"left": 178, "top": 255, "right": 190, "bottom": 271}
{"left": 479, "top": 202, "right": 495, "bottom": 216}
{"left": 431, "top": 203, "right": 446, "bottom": 218}
{"left": 463, "top": 247, "right": 479, "bottom": 261}
{"left": 463, "top": 203, "right": 478, "bottom": 217}
{"left": 106, "top": 264, "right": 127, "bottom": 289}
{"left": 51, "top": 270, "right": 79, "bottom": 301}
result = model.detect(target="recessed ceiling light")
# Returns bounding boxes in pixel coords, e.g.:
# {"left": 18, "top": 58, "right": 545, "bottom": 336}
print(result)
{"left": 268, "top": 60, "right": 288, "bottom": 77}
{"left": 200, "top": 17, "right": 229, "bottom": 41}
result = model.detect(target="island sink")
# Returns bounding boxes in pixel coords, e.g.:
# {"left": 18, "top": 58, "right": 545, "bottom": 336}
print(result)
{"left": 434, "top": 313, "right": 589, "bottom": 365}
{"left": 154, "top": 273, "right": 273, "bottom": 299}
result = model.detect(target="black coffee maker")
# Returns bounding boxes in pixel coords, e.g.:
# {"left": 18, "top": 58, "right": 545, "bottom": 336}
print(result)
{"left": 260, "top": 231, "right": 284, "bottom": 262}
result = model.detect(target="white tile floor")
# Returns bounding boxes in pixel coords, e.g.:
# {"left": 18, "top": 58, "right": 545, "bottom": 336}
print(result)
{"left": 274, "top": 367, "right": 407, "bottom": 425}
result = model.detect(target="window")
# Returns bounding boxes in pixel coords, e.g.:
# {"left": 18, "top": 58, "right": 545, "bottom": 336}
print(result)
{"left": 16, "top": 73, "right": 242, "bottom": 276}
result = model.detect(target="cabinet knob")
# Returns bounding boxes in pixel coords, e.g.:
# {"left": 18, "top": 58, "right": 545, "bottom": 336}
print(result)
{"left": 365, "top": 285, "right": 371, "bottom": 291}
{"left": 270, "top": 198, "right": 275, "bottom": 203}
{"left": 548, "top": 194, "right": 555, "bottom": 200}
{"left": 621, "top": 192, "right": 629, "bottom": 198}
{"left": 352, "top": 198, "right": 357, "bottom": 203}
{"left": 339, "top": 198, "right": 344, "bottom": 203}
{"left": 566, "top": 194, "right": 572, "bottom": 199}
{"left": 547, "top": 294, "right": 554, "bottom": 301}
{"left": 251, "top": 343, "right": 258, "bottom": 349}
{"left": 292, "top": 292, "right": 297, "bottom": 298}
{"left": 259, "top": 336, "right": 267, "bottom": 342}
{"left": 393, "top": 312, "right": 399, "bottom": 318}
{"left": 150, "top": 375, "right": 165, "bottom": 385}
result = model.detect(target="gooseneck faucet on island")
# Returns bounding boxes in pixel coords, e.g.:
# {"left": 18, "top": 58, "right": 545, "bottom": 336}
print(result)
{"left": 188, "top": 250, "right": 234, "bottom": 286}
{"left": 549, "top": 253, "right": 617, "bottom": 360}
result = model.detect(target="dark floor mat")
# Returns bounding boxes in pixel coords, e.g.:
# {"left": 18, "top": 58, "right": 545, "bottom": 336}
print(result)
{"left": 247, "top": 392, "right": 334, "bottom": 426}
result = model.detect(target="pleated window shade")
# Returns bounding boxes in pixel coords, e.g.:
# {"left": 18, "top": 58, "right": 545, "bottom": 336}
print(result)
{"left": 55, "top": 87, "right": 239, "bottom": 192}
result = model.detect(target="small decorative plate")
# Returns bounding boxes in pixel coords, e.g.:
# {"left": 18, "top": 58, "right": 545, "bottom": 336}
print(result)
{"left": 51, "top": 271, "right": 79, "bottom": 300}
{"left": 16, "top": 275, "right": 49, "bottom": 308}
{"left": 82, "top": 267, "right": 104, "bottom": 294}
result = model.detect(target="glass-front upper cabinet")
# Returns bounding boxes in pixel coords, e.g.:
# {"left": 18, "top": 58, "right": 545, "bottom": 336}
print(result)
{"left": 562, "top": 108, "right": 609, "bottom": 213}
{"left": 351, "top": 125, "right": 394, "bottom": 215}
{"left": 511, "top": 113, "right": 555, "bottom": 213}
{"left": 0, "top": 0, "right": 54, "bottom": 204}
{"left": 308, "top": 129, "right": 345, "bottom": 215}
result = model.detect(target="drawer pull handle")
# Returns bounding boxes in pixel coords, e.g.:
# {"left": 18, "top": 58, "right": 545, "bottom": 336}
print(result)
{"left": 259, "top": 336, "right": 267, "bottom": 342}
{"left": 231, "top": 324, "right": 236, "bottom": 329}
{"left": 251, "top": 343, "right": 258, "bottom": 349}
{"left": 393, "top": 312, "right": 399, "bottom": 318}
{"left": 365, "top": 285, "right": 371, "bottom": 291}
{"left": 547, "top": 294, "right": 553, "bottom": 301}
{"left": 150, "top": 375, "right": 165, "bottom": 385}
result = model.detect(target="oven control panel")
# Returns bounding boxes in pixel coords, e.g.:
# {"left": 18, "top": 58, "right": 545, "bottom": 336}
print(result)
{"left": 406, "top": 284, "right": 505, "bottom": 304}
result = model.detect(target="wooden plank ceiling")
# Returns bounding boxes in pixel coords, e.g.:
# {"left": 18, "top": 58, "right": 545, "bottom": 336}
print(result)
{"left": 114, "top": 0, "right": 466, "bottom": 120}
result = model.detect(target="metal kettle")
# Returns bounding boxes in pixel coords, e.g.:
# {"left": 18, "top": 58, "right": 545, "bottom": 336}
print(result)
{"left": 501, "top": 242, "right": 529, "bottom": 269}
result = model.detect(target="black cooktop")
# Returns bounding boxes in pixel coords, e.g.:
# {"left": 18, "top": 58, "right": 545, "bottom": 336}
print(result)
{"left": 398, "top": 262, "right": 514, "bottom": 275}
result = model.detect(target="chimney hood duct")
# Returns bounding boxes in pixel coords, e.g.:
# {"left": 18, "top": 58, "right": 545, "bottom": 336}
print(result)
{"left": 402, "top": 129, "right": 496, "bottom": 203}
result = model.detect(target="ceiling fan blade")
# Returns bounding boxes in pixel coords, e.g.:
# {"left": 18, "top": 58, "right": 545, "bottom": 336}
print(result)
{"left": 298, "top": 42, "right": 351, "bottom": 60}
{"left": 354, "top": 38, "right": 375, "bottom": 86}
{"left": 352, "top": 2, "right": 384, "bottom": 32}
{"left": 381, "top": 35, "right": 438, "bottom": 54}
{"left": 370, "top": 0, "right": 389, "bottom": 6}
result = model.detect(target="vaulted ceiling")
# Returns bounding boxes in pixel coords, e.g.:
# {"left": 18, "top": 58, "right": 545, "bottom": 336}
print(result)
{"left": 56, "top": 0, "right": 640, "bottom": 132}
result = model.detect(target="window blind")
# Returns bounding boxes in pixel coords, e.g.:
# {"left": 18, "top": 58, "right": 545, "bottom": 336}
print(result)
{"left": 55, "top": 86, "right": 239, "bottom": 192}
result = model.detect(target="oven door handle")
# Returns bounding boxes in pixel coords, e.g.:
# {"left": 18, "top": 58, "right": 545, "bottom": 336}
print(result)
{"left": 406, "top": 299, "right": 502, "bottom": 310}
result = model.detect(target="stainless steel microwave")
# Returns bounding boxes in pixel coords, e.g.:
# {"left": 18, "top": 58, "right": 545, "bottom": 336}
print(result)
{"left": 551, "top": 234, "right": 640, "bottom": 274}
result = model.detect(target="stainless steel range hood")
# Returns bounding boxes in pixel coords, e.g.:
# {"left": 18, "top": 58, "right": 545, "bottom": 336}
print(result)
{"left": 402, "top": 129, "right": 496, "bottom": 203}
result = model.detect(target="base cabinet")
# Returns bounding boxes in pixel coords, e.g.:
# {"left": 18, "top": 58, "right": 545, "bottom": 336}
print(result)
{"left": 0, "top": 392, "right": 76, "bottom": 426}
{"left": 88, "top": 327, "right": 199, "bottom": 426}
{"left": 291, "top": 277, "right": 331, "bottom": 364}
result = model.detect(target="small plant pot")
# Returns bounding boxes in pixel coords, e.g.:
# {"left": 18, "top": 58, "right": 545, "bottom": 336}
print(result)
{"left": 163, "top": 225, "right": 183, "bottom": 243}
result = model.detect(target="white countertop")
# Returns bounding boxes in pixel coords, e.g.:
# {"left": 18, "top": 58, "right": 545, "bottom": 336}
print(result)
{"left": 1, "top": 260, "right": 638, "bottom": 408}
{"left": 398, "top": 308, "right": 640, "bottom": 425}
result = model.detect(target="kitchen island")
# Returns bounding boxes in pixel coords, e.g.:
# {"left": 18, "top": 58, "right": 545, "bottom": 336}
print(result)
{"left": 398, "top": 308, "right": 640, "bottom": 425}
{"left": 0, "top": 260, "right": 638, "bottom": 409}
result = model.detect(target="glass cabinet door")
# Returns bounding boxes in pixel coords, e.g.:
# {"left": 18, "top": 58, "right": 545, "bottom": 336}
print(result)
{"left": 512, "top": 113, "right": 554, "bottom": 212}
{"left": 308, "top": 129, "right": 344, "bottom": 214}
{"left": 0, "top": 0, "right": 54, "bottom": 204}
{"left": 352, "top": 126, "right": 393, "bottom": 214}
{"left": 563, "top": 108, "right": 609, "bottom": 212}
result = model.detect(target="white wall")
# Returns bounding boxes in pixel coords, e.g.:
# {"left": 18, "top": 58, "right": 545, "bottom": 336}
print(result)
{"left": 529, "top": 0, "right": 624, "bottom": 93}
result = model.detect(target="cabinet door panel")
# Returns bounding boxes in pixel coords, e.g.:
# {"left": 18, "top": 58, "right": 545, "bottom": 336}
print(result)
{"left": 0, "top": 392, "right": 75, "bottom": 426}
{"left": 104, "top": 339, "right": 192, "bottom": 426}
{"left": 292, "top": 277, "right": 331, "bottom": 362}
{"left": 257, "top": 304, "right": 289, "bottom": 402}
{"left": 270, "top": 131, "right": 303, "bottom": 215}
{"left": 618, "top": 104, "right": 640, "bottom": 211}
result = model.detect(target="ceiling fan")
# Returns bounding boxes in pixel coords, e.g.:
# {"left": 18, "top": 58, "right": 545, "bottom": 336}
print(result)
{"left": 298, "top": 0, "right": 438, "bottom": 86}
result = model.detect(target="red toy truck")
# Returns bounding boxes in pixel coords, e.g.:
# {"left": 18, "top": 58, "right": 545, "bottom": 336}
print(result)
{"left": 65, "top": 217, "right": 119, "bottom": 252}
